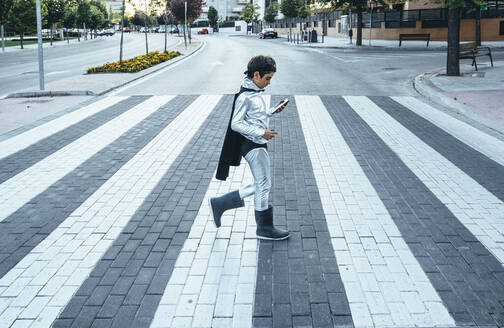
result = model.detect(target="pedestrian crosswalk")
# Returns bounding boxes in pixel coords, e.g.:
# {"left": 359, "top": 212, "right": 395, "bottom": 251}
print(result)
{"left": 0, "top": 94, "right": 503, "bottom": 328}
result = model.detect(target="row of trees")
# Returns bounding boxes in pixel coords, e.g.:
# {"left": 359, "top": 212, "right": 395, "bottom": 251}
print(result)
{"left": 0, "top": 0, "right": 114, "bottom": 49}
{"left": 262, "top": 0, "right": 479, "bottom": 76}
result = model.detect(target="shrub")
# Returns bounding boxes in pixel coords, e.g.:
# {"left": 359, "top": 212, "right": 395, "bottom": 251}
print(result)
{"left": 86, "top": 51, "right": 181, "bottom": 73}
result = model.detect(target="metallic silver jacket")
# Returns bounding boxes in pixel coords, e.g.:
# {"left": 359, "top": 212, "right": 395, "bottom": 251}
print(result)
{"left": 231, "top": 77, "right": 274, "bottom": 145}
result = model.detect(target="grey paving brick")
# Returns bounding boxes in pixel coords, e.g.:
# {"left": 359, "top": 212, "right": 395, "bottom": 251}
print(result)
{"left": 96, "top": 295, "right": 124, "bottom": 319}
{"left": 90, "top": 319, "right": 113, "bottom": 328}
{"left": 55, "top": 95, "right": 232, "bottom": 328}
{"left": 272, "top": 303, "right": 292, "bottom": 327}
{"left": 253, "top": 317, "right": 273, "bottom": 327}
{"left": 321, "top": 95, "right": 504, "bottom": 327}
{"left": 110, "top": 305, "right": 138, "bottom": 328}
{"left": 311, "top": 303, "right": 333, "bottom": 328}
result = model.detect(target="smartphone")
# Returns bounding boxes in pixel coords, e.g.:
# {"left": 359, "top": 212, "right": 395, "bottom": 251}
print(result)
{"left": 273, "top": 98, "right": 289, "bottom": 113}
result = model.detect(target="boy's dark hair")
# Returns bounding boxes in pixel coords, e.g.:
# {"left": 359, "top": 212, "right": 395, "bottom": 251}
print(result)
{"left": 246, "top": 55, "right": 276, "bottom": 79}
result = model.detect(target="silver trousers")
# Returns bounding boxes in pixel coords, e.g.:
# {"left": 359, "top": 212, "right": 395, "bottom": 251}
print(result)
{"left": 238, "top": 148, "right": 271, "bottom": 211}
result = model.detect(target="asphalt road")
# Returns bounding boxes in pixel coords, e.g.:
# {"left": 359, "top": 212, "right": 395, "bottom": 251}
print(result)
{"left": 0, "top": 33, "right": 181, "bottom": 97}
{"left": 114, "top": 34, "right": 449, "bottom": 96}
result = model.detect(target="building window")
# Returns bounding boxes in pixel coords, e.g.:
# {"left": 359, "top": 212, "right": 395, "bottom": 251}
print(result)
{"left": 314, "top": 21, "right": 318, "bottom": 27}
{"left": 328, "top": 20, "right": 335, "bottom": 27}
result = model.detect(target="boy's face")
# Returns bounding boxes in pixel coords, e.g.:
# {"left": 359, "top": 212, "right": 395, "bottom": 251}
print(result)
{"left": 252, "top": 71, "right": 275, "bottom": 89}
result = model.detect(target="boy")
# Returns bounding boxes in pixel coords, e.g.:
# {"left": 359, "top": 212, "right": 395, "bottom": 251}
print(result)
{"left": 211, "top": 55, "right": 289, "bottom": 241}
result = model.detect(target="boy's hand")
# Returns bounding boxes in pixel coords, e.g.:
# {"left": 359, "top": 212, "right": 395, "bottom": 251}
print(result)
{"left": 263, "top": 128, "right": 278, "bottom": 140}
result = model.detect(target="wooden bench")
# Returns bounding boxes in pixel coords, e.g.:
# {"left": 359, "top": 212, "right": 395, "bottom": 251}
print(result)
{"left": 458, "top": 42, "right": 493, "bottom": 71}
{"left": 399, "top": 33, "right": 430, "bottom": 47}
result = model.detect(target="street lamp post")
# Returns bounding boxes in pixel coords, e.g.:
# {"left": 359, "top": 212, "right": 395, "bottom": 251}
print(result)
{"left": 369, "top": 1, "right": 373, "bottom": 46}
{"left": 184, "top": 2, "right": 187, "bottom": 49}
{"left": 35, "top": 0, "right": 45, "bottom": 90}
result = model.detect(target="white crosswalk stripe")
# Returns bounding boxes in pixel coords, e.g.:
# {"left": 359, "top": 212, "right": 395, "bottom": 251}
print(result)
{"left": 296, "top": 95, "right": 455, "bottom": 328}
{"left": 0, "top": 95, "right": 222, "bottom": 328}
{"left": 0, "top": 96, "right": 126, "bottom": 160}
{"left": 344, "top": 96, "right": 504, "bottom": 265}
{"left": 0, "top": 96, "right": 173, "bottom": 222}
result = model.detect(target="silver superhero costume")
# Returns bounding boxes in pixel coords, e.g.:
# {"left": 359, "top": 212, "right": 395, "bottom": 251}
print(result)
{"left": 231, "top": 77, "right": 276, "bottom": 211}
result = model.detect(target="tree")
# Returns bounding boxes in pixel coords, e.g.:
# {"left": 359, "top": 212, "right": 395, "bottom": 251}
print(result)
{"left": 443, "top": 0, "right": 480, "bottom": 75}
{"left": 131, "top": 11, "right": 147, "bottom": 26}
{"left": 88, "top": 5, "right": 105, "bottom": 31}
{"left": 76, "top": 0, "right": 91, "bottom": 35}
{"left": 317, "top": 0, "right": 368, "bottom": 45}
{"left": 62, "top": 6, "right": 77, "bottom": 28}
{"left": 264, "top": 2, "right": 278, "bottom": 23}
{"left": 208, "top": 5, "right": 218, "bottom": 29}
{"left": 280, "top": 0, "right": 299, "bottom": 18}
{"left": 0, "top": 0, "right": 14, "bottom": 51}
{"left": 242, "top": 3, "right": 260, "bottom": 24}
{"left": 297, "top": 0, "right": 311, "bottom": 18}
{"left": 62, "top": 5, "right": 77, "bottom": 42}
{"left": 8, "top": 0, "right": 46, "bottom": 49}
{"left": 43, "top": 0, "right": 65, "bottom": 45}
{"left": 168, "top": 0, "right": 203, "bottom": 45}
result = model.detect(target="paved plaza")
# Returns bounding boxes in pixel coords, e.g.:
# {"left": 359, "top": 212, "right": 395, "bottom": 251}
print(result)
{"left": 0, "top": 93, "right": 503, "bottom": 327}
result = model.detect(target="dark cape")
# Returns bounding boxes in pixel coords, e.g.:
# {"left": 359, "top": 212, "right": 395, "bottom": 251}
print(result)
{"left": 216, "top": 87, "right": 263, "bottom": 181}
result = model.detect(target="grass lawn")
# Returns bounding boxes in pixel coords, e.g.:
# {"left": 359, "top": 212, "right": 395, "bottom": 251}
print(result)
{"left": 3, "top": 36, "right": 78, "bottom": 48}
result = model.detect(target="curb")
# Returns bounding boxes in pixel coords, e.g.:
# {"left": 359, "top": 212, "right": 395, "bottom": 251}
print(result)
{"left": 4, "top": 39, "right": 204, "bottom": 99}
{"left": 98, "top": 40, "right": 204, "bottom": 96}
{"left": 5, "top": 90, "right": 96, "bottom": 98}
{"left": 412, "top": 70, "right": 504, "bottom": 136}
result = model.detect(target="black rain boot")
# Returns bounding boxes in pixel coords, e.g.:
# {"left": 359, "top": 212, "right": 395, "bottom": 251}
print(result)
{"left": 209, "top": 190, "right": 244, "bottom": 228}
{"left": 255, "top": 206, "right": 290, "bottom": 240}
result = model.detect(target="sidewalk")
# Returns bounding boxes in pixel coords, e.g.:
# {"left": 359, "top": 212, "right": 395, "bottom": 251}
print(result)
{"left": 280, "top": 34, "right": 504, "bottom": 51}
{"left": 0, "top": 35, "right": 106, "bottom": 53}
{"left": 5, "top": 39, "right": 202, "bottom": 98}
{"left": 413, "top": 59, "right": 504, "bottom": 136}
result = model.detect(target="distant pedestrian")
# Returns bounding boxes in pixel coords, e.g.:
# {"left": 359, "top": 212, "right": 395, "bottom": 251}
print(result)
{"left": 210, "top": 55, "right": 290, "bottom": 240}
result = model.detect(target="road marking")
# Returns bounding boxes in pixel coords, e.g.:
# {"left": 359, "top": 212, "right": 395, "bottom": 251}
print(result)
{"left": 46, "top": 71, "right": 70, "bottom": 76}
{"left": 0, "top": 95, "right": 222, "bottom": 328}
{"left": 344, "top": 96, "right": 504, "bottom": 265}
{"left": 296, "top": 95, "right": 455, "bottom": 328}
{"left": 0, "top": 96, "right": 173, "bottom": 222}
{"left": 0, "top": 96, "right": 126, "bottom": 160}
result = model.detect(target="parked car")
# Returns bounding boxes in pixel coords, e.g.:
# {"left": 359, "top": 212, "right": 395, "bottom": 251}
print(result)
{"left": 97, "top": 29, "right": 114, "bottom": 36}
{"left": 122, "top": 27, "right": 131, "bottom": 32}
{"left": 197, "top": 28, "right": 209, "bottom": 35}
{"left": 259, "top": 28, "right": 277, "bottom": 39}
{"left": 169, "top": 27, "right": 179, "bottom": 34}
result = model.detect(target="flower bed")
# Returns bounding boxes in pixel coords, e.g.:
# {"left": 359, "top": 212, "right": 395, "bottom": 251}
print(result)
{"left": 87, "top": 51, "right": 181, "bottom": 73}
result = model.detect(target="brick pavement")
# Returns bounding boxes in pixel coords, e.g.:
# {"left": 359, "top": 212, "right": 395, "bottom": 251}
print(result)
{"left": 0, "top": 96, "right": 196, "bottom": 279}
{"left": 0, "top": 94, "right": 503, "bottom": 328}
{"left": 0, "top": 97, "right": 137, "bottom": 184}
{"left": 320, "top": 95, "right": 504, "bottom": 327}
{"left": 252, "top": 95, "right": 352, "bottom": 328}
